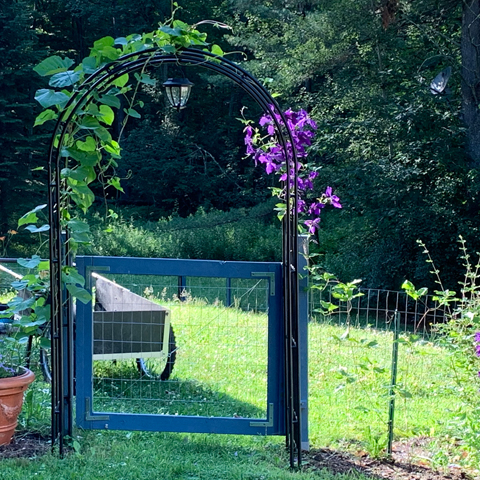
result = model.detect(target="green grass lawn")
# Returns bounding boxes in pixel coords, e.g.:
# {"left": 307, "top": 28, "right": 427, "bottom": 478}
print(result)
{"left": 0, "top": 431, "right": 369, "bottom": 480}
{"left": 1, "top": 276, "right": 475, "bottom": 478}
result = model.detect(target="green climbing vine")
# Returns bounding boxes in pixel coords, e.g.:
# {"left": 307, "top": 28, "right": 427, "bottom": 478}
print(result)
{"left": 2, "top": 14, "right": 227, "bottom": 368}
{"left": 33, "top": 17, "right": 225, "bottom": 232}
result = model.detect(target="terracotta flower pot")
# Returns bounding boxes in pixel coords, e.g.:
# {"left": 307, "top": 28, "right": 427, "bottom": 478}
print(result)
{"left": 0, "top": 368, "right": 35, "bottom": 445}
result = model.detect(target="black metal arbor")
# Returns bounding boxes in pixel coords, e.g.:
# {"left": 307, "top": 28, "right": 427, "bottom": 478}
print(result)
{"left": 47, "top": 47, "right": 302, "bottom": 466}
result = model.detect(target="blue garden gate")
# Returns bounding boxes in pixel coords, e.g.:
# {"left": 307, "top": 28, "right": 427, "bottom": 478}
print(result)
{"left": 74, "top": 256, "right": 308, "bottom": 440}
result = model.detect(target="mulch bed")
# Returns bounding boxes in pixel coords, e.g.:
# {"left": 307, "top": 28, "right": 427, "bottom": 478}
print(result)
{"left": 0, "top": 433, "right": 50, "bottom": 459}
{"left": 304, "top": 439, "right": 477, "bottom": 479}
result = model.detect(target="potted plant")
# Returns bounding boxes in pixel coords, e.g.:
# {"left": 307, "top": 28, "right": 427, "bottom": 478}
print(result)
{"left": 0, "top": 334, "right": 35, "bottom": 445}
{"left": 0, "top": 272, "right": 47, "bottom": 445}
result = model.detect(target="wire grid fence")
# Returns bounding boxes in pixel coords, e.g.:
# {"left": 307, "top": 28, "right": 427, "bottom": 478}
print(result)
{"left": 308, "top": 284, "right": 456, "bottom": 446}
{"left": 0, "top": 257, "right": 461, "bottom": 448}
{"left": 90, "top": 273, "right": 270, "bottom": 420}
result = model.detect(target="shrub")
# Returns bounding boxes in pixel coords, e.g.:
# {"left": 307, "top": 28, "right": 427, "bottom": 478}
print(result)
{"left": 80, "top": 202, "right": 282, "bottom": 262}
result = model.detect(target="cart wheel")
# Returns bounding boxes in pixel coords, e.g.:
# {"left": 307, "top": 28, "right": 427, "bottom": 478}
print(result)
{"left": 39, "top": 327, "right": 52, "bottom": 384}
{"left": 136, "top": 328, "right": 176, "bottom": 380}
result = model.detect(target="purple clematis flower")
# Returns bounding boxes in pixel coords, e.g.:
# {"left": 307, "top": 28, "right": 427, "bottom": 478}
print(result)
{"left": 297, "top": 199, "right": 306, "bottom": 213}
{"left": 304, "top": 217, "right": 321, "bottom": 234}
{"left": 308, "top": 202, "right": 325, "bottom": 216}
{"left": 245, "top": 108, "right": 341, "bottom": 237}
{"left": 324, "top": 186, "right": 342, "bottom": 208}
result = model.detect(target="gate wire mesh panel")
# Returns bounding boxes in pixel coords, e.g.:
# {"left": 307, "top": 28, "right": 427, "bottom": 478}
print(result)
{"left": 90, "top": 273, "right": 269, "bottom": 419}
{"left": 308, "top": 285, "right": 456, "bottom": 446}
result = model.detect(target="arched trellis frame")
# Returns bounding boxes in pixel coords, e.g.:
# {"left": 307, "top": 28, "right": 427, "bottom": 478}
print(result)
{"left": 47, "top": 48, "right": 301, "bottom": 466}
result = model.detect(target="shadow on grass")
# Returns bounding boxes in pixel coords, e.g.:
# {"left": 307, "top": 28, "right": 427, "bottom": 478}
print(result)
{"left": 92, "top": 360, "right": 265, "bottom": 419}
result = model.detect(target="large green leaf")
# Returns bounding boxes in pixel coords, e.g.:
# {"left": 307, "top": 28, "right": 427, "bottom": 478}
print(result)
{"left": 159, "top": 26, "right": 182, "bottom": 37}
{"left": 99, "top": 95, "right": 121, "bottom": 109}
{"left": 66, "top": 284, "right": 91, "bottom": 304}
{"left": 61, "top": 168, "right": 81, "bottom": 182}
{"left": 68, "top": 180, "right": 95, "bottom": 212}
{"left": 81, "top": 56, "right": 97, "bottom": 74}
{"left": 76, "top": 136, "right": 97, "bottom": 152}
{"left": 93, "top": 36, "right": 115, "bottom": 49}
{"left": 8, "top": 295, "right": 35, "bottom": 312}
{"left": 94, "top": 126, "right": 112, "bottom": 143}
{"left": 17, "top": 255, "right": 42, "bottom": 269}
{"left": 49, "top": 70, "right": 81, "bottom": 88}
{"left": 33, "top": 56, "right": 74, "bottom": 77}
{"left": 62, "top": 266, "right": 86, "bottom": 286}
{"left": 104, "top": 140, "right": 121, "bottom": 158}
{"left": 99, "top": 105, "right": 114, "bottom": 125}
{"left": 67, "top": 219, "right": 90, "bottom": 233}
{"left": 91, "top": 37, "right": 119, "bottom": 61}
{"left": 100, "top": 46, "right": 120, "bottom": 60}
{"left": 34, "top": 305, "right": 51, "bottom": 323}
{"left": 77, "top": 116, "right": 101, "bottom": 130}
{"left": 18, "top": 204, "right": 47, "bottom": 227}
{"left": 34, "top": 89, "right": 70, "bottom": 108}
{"left": 211, "top": 44, "right": 224, "bottom": 57}
{"left": 62, "top": 147, "right": 100, "bottom": 167}
{"left": 34, "top": 109, "right": 58, "bottom": 127}
{"left": 112, "top": 73, "right": 129, "bottom": 87}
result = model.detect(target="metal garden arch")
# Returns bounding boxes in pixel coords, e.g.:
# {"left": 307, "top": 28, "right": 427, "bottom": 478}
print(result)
{"left": 47, "top": 47, "right": 302, "bottom": 466}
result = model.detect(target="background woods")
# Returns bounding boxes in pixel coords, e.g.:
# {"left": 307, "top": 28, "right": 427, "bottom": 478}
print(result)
{"left": 1, "top": 0, "right": 479, "bottom": 290}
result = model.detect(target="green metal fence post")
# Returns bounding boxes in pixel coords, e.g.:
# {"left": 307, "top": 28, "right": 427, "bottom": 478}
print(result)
{"left": 387, "top": 310, "right": 400, "bottom": 456}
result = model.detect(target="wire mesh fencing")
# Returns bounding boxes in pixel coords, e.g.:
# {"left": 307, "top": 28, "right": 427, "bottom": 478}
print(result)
{"left": 89, "top": 273, "right": 270, "bottom": 420}
{"left": 308, "top": 284, "right": 456, "bottom": 448}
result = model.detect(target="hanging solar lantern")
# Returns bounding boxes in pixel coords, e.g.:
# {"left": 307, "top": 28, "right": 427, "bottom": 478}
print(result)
{"left": 162, "top": 78, "right": 194, "bottom": 110}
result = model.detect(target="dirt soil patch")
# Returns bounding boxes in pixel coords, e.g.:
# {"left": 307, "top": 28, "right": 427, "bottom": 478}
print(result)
{"left": 304, "top": 438, "right": 477, "bottom": 479}
{"left": 0, "top": 433, "right": 50, "bottom": 459}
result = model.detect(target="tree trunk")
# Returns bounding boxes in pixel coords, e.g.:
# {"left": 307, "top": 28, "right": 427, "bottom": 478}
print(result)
{"left": 461, "top": 0, "right": 480, "bottom": 165}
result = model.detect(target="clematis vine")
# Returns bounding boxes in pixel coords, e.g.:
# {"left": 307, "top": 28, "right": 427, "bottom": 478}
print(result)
{"left": 244, "top": 107, "right": 341, "bottom": 234}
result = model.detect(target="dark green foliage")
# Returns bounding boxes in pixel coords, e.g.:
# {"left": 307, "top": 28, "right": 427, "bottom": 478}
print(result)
{"left": 0, "top": 0, "right": 48, "bottom": 233}
{"left": 80, "top": 201, "right": 281, "bottom": 262}
{"left": 2, "top": 0, "right": 480, "bottom": 292}
{"left": 220, "top": 0, "right": 478, "bottom": 289}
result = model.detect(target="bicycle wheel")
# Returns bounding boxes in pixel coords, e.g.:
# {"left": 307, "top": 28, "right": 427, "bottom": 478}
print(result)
{"left": 136, "top": 327, "right": 176, "bottom": 380}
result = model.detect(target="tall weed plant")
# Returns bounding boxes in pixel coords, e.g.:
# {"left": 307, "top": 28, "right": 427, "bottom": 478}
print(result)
{"left": 80, "top": 202, "right": 281, "bottom": 262}
{"left": 405, "top": 237, "right": 480, "bottom": 469}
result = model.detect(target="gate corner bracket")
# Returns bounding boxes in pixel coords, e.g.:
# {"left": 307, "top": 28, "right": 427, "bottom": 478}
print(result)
{"left": 251, "top": 272, "right": 275, "bottom": 296}
{"left": 85, "top": 397, "right": 110, "bottom": 422}
{"left": 249, "top": 403, "right": 274, "bottom": 427}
